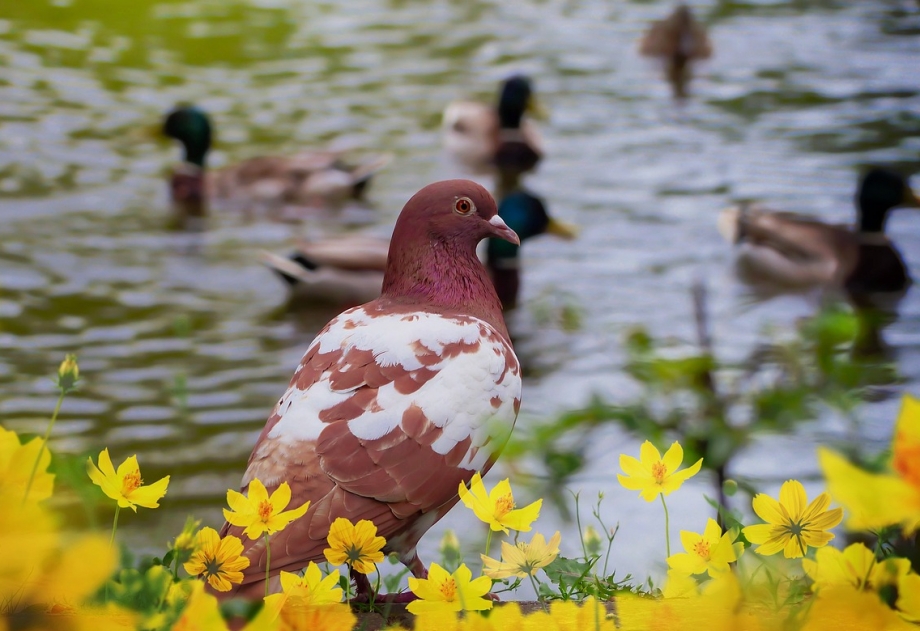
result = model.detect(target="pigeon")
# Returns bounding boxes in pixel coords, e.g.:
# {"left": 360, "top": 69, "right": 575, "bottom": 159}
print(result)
{"left": 221, "top": 180, "right": 523, "bottom": 599}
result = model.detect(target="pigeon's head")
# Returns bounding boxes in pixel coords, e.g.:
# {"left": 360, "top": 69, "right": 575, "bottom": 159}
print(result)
{"left": 396, "top": 179, "right": 520, "bottom": 250}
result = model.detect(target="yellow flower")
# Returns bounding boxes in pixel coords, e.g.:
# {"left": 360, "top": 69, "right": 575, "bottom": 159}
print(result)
{"left": 545, "top": 597, "right": 619, "bottom": 631}
{"left": 481, "top": 531, "right": 561, "bottom": 579}
{"left": 667, "top": 518, "right": 743, "bottom": 577}
{"left": 183, "top": 527, "right": 250, "bottom": 592}
{"left": 86, "top": 448, "right": 169, "bottom": 511}
{"left": 802, "top": 586, "right": 913, "bottom": 631}
{"left": 898, "top": 573, "right": 920, "bottom": 622}
{"left": 742, "top": 480, "right": 842, "bottom": 558}
{"left": 223, "top": 478, "right": 310, "bottom": 540}
{"left": 0, "top": 427, "right": 54, "bottom": 503}
{"left": 819, "top": 395, "right": 920, "bottom": 534}
{"left": 172, "top": 581, "right": 229, "bottom": 631}
{"left": 407, "top": 563, "right": 492, "bottom": 615}
{"left": 617, "top": 441, "right": 703, "bottom": 502}
{"left": 802, "top": 542, "right": 873, "bottom": 592}
{"left": 263, "top": 563, "right": 343, "bottom": 616}
{"left": 458, "top": 472, "right": 542, "bottom": 533}
{"left": 322, "top": 517, "right": 386, "bottom": 574}
{"left": 276, "top": 603, "right": 356, "bottom": 631}
{"left": 662, "top": 570, "right": 699, "bottom": 598}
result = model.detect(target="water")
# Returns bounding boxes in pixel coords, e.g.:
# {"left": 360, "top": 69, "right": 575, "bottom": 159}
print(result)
{"left": 2, "top": 0, "right": 920, "bottom": 587}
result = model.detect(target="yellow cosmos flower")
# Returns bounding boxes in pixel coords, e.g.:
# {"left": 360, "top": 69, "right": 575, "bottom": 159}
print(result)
{"left": 898, "top": 573, "right": 920, "bottom": 622}
{"left": 458, "top": 472, "right": 542, "bottom": 533}
{"left": 0, "top": 427, "right": 54, "bottom": 503}
{"left": 481, "top": 531, "right": 561, "bottom": 579}
{"left": 819, "top": 395, "right": 920, "bottom": 534}
{"left": 407, "top": 562, "right": 493, "bottom": 615}
{"left": 275, "top": 603, "right": 356, "bottom": 631}
{"left": 263, "top": 562, "right": 343, "bottom": 616}
{"left": 801, "top": 586, "right": 914, "bottom": 631}
{"left": 183, "top": 527, "right": 250, "bottom": 592}
{"left": 742, "top": 480, "right": 843, "bottom": 559}
{"left": 223, "top": 478, "right": 310, "bottom": 540}
{"left": 617, "top": 441, "right": 703, "bottom": 502}
{"left": 544, "top": 597, "right": 619, "bottom": 631}
{"left": 801, "top": 542, "right": 915, "bottom": 596}
{"left": 322, "top": 517, "right": 386, "bottom": 574}
{"left": 662, "top": 569, "right": 699, "bottom": 598}
{"left": 667, "top": 518, "right": 743, "bottom": 577}
{"left": 87, "top": 449, "right": 169, "bottom": 511}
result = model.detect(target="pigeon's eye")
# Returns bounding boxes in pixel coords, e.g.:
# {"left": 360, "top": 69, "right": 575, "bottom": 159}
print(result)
{"left": 454, "top": 197, "right": 476, "bottom": 215}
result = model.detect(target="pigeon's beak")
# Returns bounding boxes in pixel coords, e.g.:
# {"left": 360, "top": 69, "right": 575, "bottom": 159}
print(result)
{"left": 488, "top": 215, "right": 520, "bottom": 245}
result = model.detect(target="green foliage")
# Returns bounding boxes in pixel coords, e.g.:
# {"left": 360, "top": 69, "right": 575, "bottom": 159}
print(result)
{"left": 509, "top": 303, "right": 896, "bottom": 505}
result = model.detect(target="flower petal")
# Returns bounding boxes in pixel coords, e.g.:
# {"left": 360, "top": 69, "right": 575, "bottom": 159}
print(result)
{"left": 639, "top": 441, "right": 662, "bottom": 467}
{"left": 778, "top": 480, "right": 807, "bottom": 520}
{"left": 751, "top": 493, "right": 785, "bottom": 525}
{"left": 661, "top": 442, "right": 684, "bottom": 475}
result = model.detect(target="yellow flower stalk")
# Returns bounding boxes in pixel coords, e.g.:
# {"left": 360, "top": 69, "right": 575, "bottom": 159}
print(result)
{"left": 667, "top": 518, "right": 743, "bottom": 577}
{"left": 407, "top": 562, "right": 493, "bottom": 615}
{"left": 819, "top": 395, "right": 920, "bottom": 534}
{"left": 617, "top": 440, "right": 703, "bottom": 502}
{"left": 742, "top": 479, "right": 843, "bottom": 559}
{"left": 87, "top": 449, "right": 170, "bottom": 512}
{"left": 183, "top": 527, "right": 250, "bottom": 592}
{"left": 1, "top": 427, "right": 54, "bottom": 503}
{"left": 458, "top": 472, "right": 542, "bottom": 534}
{"left": 263, "top": 563, "right": 343, "bottom": 617}
{"left": 481, "top": 531, "right": 561, "bottom": 579}
{"left": 323, "top": 517, "right": 386, "bottom": 575}
{"left": 223, "top": 478, "right": 311, "bottom": 540}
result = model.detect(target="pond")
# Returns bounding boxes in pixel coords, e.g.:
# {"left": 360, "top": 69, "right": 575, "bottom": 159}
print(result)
{"left": 2, "top": 0, "right": 920, "bottom": 588}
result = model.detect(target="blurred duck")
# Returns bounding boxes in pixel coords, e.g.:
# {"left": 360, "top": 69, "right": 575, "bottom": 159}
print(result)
{"left": 639, "top": 4, "right": 712, "bottom": 99}
{"left": 718, "top": 169, "right": 920, "bottom": 295}
{"left": 262, "top": 189, "right": 577, "bottom": 309}
{"left": 442, "top": 75, "right": 545, "bottom": 175}
{"left": 162, "top": 105, "right": 391, "bottom": 221}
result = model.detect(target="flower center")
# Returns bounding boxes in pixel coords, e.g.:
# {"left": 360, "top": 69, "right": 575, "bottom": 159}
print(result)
{"left": 121, "top": 470, "right": 143, "bottom": 496}
{"left": 439, "top": 577, "right": 457, "bottom": 601}
{"left": 345, "top": 545, "right": 364, "bottom": 565}
{"left": 257, "top": 499, "right": 274, "bottom": 522}
{"left": 693, "top": 540, "right": 711, "bottom": 560}
{"left": 651, "top": 461, "right": 668, "bottom": 484}
{"left": 495, "top": 493, "right": 516, "bottom": 518}
{"left": 204, "top": 557, "right": 224, "bottom": 578}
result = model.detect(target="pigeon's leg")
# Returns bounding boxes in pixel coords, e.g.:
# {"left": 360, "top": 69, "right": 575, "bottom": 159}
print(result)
{"left": 402, "top": 549, "right": 428, "bottom": 579}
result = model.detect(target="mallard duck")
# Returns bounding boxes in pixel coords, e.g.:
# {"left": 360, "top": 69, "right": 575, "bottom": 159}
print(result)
{"left": 639, "top": 4, "right": 712, "bottom": 99}
{"left": 442, "top": 75, "right": 545, "bottom": 175}
{"left": 162, "top": 105, "right": 391, "bottom": 219}
{"left": 262, "top": 189, "right": 577, "bottom": 309}
{"left": 718, "top": 168, "right": 920, "bottom": 294}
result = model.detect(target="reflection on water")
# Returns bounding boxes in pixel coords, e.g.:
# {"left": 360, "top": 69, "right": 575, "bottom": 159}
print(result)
{"left": 2, "top": 0, "right": 920, "bottom": 583}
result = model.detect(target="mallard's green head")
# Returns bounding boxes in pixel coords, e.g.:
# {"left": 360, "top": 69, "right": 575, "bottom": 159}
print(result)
{"left": 497, "top": 75, "right": 534, "bottom": 130}
{"left": 857, "top": 168, "right": 920, "bottom": 232}
{"left": 163, "top": 106, "right": 212, "bottom": 168}
{"left": 487, "top": 190, "right": 578, "bottom": 261}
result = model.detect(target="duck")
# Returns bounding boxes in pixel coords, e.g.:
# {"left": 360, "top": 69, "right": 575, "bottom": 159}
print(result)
{"left": 718, "top": 168, "right": 920, "bottom": 295}
{"left": 442, "top": 75, "right": 545, "bottom": 175}
{"left": 262, "top": 188, "right": 578, "bottom": 310}
{"left": 162, "top": 105, "right": 391, "bottom": 221}
{"left": 639, "top": 4, "right": 712, "bottom": 99}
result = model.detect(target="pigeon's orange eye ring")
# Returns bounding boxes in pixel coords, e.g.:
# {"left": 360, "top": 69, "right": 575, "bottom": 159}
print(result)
{"left": 454, "top": 197, "right": 476, "bottom": 215}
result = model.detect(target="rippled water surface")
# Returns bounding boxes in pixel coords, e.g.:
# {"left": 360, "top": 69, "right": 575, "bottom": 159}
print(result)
{"left": 3, "top": 0, "right": 920, "bottom": 584}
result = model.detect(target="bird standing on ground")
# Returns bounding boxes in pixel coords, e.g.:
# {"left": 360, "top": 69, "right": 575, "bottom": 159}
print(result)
{"left": 221, "top": 180, "right": 523, "bottom": 599}
{"left": 162, "top": 105, "right": 390, "bottom": 224}
{"left": 718, "top": 168, "right": 920, "bottom": 295}
{"left": 442, "top": 75, "right": 545, "bottom": 175}
{"left": 639, "top": 4, "right": 712, "bottom": 99}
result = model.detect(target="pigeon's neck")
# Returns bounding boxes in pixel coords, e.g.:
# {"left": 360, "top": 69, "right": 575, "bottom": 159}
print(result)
{"left": 381, "top": 237, "right": 508, "bottom": 338}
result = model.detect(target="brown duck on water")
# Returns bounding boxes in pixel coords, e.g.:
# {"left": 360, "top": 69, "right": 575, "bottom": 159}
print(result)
{"left": 718, "top": 168, "right": 920, "bottom": 296}
{"left": 639, "top": 4, "right": 713, "bottom": 99}
{"left": 162, "top": 105, "right": 391, "bottom": 225}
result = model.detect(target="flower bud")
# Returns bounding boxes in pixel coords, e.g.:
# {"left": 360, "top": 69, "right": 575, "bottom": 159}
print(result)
{"left": 583, "top": 524, "right": 602, "bottom": 556}
{"left": 439, "top": 529, "right": 461, "bottom": 569}
{"left": 57, "top": 354, "right": 79, "bottom": 392}
{"left": 722, "top": 479, "right": 738, "bottom": 497}
{"left": 172, "top": 516, "right": 202, "bottom": 552}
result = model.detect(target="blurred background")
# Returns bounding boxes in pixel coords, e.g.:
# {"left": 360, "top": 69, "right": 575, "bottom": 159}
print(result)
{"left": 2, "top": 0, "right": 920, "bottom": 589}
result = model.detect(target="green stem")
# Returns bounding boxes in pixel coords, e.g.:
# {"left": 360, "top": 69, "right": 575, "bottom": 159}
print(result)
{"left": 528, "top": 573, "right": 545, "bottom": 609}
{"left": 265, "top": 533, "right": 272, "bottom": 598}
{"left": 660, "top": 494, "right": 671, "bottom": 559}
{"left": 110, "top": 505, "right": 121, "bottom": 547}
{"left": 484, "top": 529, "right": 493, "bottom": 559}
{"left": 23, "top": 390, "right": 65, "bottom": 504}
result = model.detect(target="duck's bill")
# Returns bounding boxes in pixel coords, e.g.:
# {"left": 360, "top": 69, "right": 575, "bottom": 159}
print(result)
{"left": 546, "top": 217, "right": 580, "bottom": 239}
{"left": 488, "top": 215, "right": 521, "bottom": 245}
{"left": 527, "top": 97, "right": 550, "bottom": 121}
